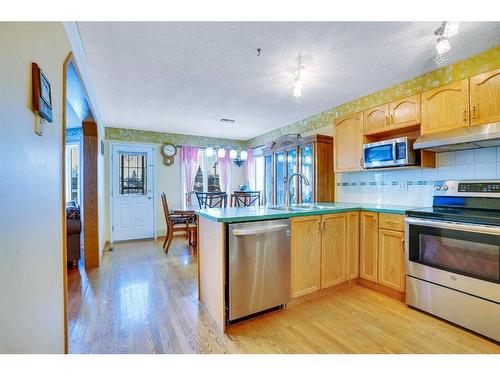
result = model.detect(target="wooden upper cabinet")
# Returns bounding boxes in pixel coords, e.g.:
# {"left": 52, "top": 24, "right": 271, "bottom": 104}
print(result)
{"left": 470, "top": 68, "right": 500, "bottom": 126}
{"left": 290, "top": 216, "right": 321, "bottom": 298}
{"left": 421, "top": 79, "right": 470, "bottom": 135}
{"left": 360, "top": 211, "right": 378, "bottom": 283}
{"left": 345, "top": 211, "right": 360, "bottom": 280}
{"left": 321, "top": 213, "right": 347, "bottom": 289}
{"left": 364, "top": 104, "right": 389, "bottom": 134}
{"left": 334, "top": 113, "right": 363, "bottom": 172}
{"left": 389, "top": 94, "right": 421, "bottom": 129}
{"left": 378, "top": 229, "right": 405, "bottom": 292}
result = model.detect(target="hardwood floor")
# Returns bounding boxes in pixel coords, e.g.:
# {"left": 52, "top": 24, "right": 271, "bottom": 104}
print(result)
{"left": 68, "top": 239, "right": 499, "bottom": 354}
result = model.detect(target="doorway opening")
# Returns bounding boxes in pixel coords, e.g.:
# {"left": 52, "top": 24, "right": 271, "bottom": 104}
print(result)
{"left": 63, "top": 53, "right": 100, "bottom": 352}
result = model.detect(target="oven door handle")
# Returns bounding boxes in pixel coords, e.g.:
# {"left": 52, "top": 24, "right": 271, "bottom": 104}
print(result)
{"left": 405, "top": 217, "right": 500, "bottom": 236}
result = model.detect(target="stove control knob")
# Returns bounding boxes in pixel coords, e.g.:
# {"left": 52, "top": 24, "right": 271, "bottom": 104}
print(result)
{"left": 443, "top": 185, "right": 449, "bottom": 191}
{"left": 435, "top": 185, "right": 441, "bottom": 190}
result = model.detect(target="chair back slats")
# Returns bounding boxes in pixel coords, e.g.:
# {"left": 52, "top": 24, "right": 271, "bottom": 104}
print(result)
{"left": 231, "top": 191, "right": 261, "bottom": 207}
{"left": 161, "top": 192, "right": 172, "bottom": 224}
{"left": 195, "top": 192, "right": 228, "bottom": 208}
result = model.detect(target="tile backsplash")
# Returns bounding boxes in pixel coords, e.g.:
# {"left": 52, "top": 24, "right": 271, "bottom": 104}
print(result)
{"left": 336, "top": 146, "right": 500, "bottom": 207}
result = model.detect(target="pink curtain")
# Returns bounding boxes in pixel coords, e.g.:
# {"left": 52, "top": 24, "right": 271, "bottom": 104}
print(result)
{"left": 218, "top": 149, "right": 231, "bottom": 194}
{"left": 180, "top": 145, "right": 198, "bottom": 206}
{"left": 246, "top": 148, "right": 254, "bottom": 190}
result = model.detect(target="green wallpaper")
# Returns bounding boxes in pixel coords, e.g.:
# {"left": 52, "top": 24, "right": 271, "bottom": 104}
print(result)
{"left": 105, "top": 127, "right": 247, "bottom": 148}
{"left": 248, "top": 45, "right": 500, "bottom": 147}
{"left": 106, "top": 46, "right": 500, "bottom": 148}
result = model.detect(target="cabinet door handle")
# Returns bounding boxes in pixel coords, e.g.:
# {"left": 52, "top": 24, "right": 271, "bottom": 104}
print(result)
{"left": 385, "top": 116, "right": 389, "bottom": 126}
{"left": 390, "top": 114, "right": 394, "bottom": 125}
{"left": 323, "top": 221, "right": 326, "bottom": 232}
{"left": 472, "top": 106, "right": 477, "bottom": 121}
{"left": 401, "top": 237, "right": 405, "bottom": 251}
{"left": 463, "top": 109, "right": 468, "bottom": 123}
{"left": 318, "top": 221, "right": 322, "bottom": 233}
{"left": 385, "top": 220, "right": 400, "bottom": 225}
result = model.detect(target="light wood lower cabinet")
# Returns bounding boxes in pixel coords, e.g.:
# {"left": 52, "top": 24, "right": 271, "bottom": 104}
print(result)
{"left": 345, "top": 211, "right": 360, "bottom": 280}
{"left": 291, "top": 216, "right": 322, "bottom": 298}
{"left": 291, "top": 212, "right": 360, "bottom": 298}
{"left": 292, "top": 210, "right": 405, "bottom": 299}
{"left": 321, "top": 214, "right": 347, "bottom": 288}
{"left": 378, "top": 229, "right": 405, "bottom": 292}
{"left": 360, "top": 211, "right": 379, "bottom": 282}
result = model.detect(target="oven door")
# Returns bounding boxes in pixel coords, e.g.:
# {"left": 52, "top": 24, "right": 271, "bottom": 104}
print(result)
{"left": 363, "top": 141, "right": 396, "bottom": 168}
{"left": 405, "top": 217, "right": 500, "bottom": 303}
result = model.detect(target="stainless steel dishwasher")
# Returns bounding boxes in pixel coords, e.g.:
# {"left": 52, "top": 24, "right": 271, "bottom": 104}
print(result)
{"left": 228, "top": 219, "right": 291, "bottom": 322}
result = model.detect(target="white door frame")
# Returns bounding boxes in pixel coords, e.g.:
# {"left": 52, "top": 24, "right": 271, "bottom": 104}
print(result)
{"left": 109, "top": 142, "right": 156, "bottom": 243}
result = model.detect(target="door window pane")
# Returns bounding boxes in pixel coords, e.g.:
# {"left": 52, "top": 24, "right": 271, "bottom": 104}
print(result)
{"left": 287, "top": 150, "right": 297, "bottom": 204}
{"left": 264, "top": 154, "right": 273, "bottom": 206}
{"left": 301, "top": 145, "right": 313, "bottom": 203}
{"left": 275, "top": 152, "right": 286, "bottom": 205}
{"left": 120, "top": 153, "right": 147, "bottom": 195}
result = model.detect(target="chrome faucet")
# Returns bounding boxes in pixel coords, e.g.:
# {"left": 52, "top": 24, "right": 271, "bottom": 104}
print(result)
{"left": 285, "top": 172, "right": 310, "bottom": 207}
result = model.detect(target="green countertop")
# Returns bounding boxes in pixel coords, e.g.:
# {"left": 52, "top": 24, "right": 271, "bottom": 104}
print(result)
{"left": 196, "top": 202, "right": 422, "bottom": 223}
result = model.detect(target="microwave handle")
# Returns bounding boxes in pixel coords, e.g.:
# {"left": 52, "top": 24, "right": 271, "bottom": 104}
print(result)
{"left": 392, "top": 142, "right": 397, "bottom": 163}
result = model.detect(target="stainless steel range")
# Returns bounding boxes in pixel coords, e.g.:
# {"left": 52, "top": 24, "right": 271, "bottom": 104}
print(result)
{"left": 405, "top": 180, "right": 500, "bottom": 342}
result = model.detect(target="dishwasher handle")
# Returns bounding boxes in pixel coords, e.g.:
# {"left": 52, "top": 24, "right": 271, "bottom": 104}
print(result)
{"left": 232, "top": 224, "right": 289, "bottom": 236}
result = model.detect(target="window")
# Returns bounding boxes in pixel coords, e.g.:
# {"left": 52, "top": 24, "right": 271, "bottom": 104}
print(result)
{"left": 254, "top": 154, "right": 265, "bottom": 199}
{"left": 119, "top": 153, "right": 147, "bottom": 195}
{"left": 65, "top": 143, "right": 80, "bottom": 204}
{"left": 182, "top": 149, "right": 221, "bottom": 209}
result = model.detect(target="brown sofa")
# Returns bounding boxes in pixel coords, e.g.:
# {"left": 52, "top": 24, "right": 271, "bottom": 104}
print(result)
{"left": 66, "top": 202, "right": 81, "bottom": 266}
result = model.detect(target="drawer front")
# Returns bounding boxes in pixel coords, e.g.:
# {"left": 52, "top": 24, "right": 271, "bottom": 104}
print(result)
{"left": 379, "top": 213, "right": 405, "bottom": 231}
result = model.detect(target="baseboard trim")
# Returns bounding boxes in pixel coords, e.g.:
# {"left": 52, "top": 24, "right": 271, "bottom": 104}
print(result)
{"left": 288, "top": 279, "right": 357, "bottom": 307}
{"left": 357, "top": 278, "right": 405, "bottom": 302}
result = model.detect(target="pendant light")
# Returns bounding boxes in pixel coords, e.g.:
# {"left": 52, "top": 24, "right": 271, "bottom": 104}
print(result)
{"left": 240, "top": 150, "right": 248, "bottom": 160}
{"left": 205, "top": 147, "right": 214, "bottom": 157}
{"left": 229, "top": 149, "right": 237, "bottom": 159}
{"left": 293, "top": 54, "right": 304, "bottom": 98}
{"left": 217, "top": 147, "right": 226, "bottom": 158}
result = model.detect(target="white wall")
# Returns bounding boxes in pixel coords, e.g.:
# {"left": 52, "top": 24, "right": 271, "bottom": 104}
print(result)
{"left": 0, "top": 22, "right": 70, "bottom": 353}
{"left": 336, "top": 147, "right": 500, "bottom": 207}
{"left": 105, "top": 140, "right": 246, "bottom": 240}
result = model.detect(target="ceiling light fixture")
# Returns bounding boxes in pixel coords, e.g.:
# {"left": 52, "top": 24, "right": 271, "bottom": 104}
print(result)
{"left": 433, "top": 22, "right": 459, "bottom": 68}
{"left": 436, "top": 37, "right": 451, "bottom": 55}
{"left": 229, "top": 149, "right": 238, "bottom": 159}
{"left": 205, "top": 147, "right": 214, "bottom": 157}
{"left": 443, "top": 22, "right": 460, "bottom": 38}
{"left": 240, "top": 150, "right": 248, "bottom": 161}
{"left": 293, "top": 54, "right": 304, "bottom": 98}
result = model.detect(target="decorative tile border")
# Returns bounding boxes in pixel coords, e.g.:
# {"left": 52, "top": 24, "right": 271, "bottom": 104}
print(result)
{"left": 336, "top": 180, "right": 433, "bottom": 187}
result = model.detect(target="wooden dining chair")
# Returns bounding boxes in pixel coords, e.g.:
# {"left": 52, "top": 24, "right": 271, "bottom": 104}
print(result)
{"left": 161, "top": 192, "right": 197, "bottom": 253}
{"left": 195, "top": 192, "right": 228, "bottom": 208}
{"left": 231, "top": 191, "right": 261, "bottom": 207}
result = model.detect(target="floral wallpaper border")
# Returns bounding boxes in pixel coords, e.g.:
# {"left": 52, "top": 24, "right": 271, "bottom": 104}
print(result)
{"left": 248, "top": 45, "right": 500, "bottom": 147}
{"left": 105, "top": 127, "right": 247, "bottom": 148}
{"left": 105, "top": 46, "right": 500, "bottom": 148}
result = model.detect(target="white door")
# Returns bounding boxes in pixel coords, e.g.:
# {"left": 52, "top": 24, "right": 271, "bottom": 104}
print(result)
{"left": 111, "top": 144, "right": 155, "bottom": 241}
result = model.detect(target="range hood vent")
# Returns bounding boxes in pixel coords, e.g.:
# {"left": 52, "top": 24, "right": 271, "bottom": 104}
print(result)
{"left": 413, "top": 122, "right": 500, "bottom": 152}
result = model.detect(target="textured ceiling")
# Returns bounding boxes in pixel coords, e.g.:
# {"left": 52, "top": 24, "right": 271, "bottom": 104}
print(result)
{"left": 77, "top": 22, "right": 500, "bottom": 140}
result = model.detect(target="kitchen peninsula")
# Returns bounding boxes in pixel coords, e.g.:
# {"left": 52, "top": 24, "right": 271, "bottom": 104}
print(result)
{"left": 196, "top": 202, "right": 417, "bottom": 331}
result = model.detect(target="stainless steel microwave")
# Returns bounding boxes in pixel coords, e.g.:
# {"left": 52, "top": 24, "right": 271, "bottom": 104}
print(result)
{"left": 363, "top": 137, "right": 416, "bottom": 169}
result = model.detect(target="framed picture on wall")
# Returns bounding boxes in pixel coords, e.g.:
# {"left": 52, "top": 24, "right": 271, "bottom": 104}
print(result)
{"left": 31, "top": 62, "right": 53, "bottom": 122}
